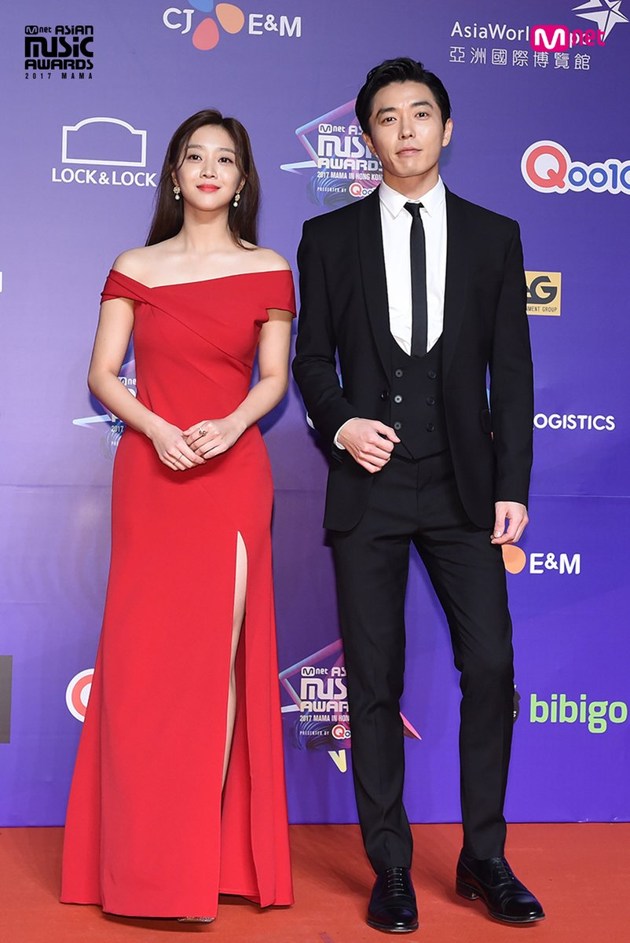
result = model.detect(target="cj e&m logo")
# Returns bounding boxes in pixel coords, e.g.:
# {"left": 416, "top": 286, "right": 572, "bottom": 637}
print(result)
{"left": 522, "top": 141, "right": 630, "bottom": 195}
{"left": 526, "top": 272, "right": 562, "bottom": 316}
{"left": 51, "top": 118, "right": 156, "bottom": 189}
{"left": 163, "top": 2, "right": 302, "bottom": 51}
{"left": 502, "top": 547, "right": 581, "bottom": 576}
{"left": 0, "top": 656, "right": 13, "bottom": 744}
{"left": 24, "top": 24, "right": 94, "bottom": 80}
{"left": 530, "top": 693, "right": 628, "bottom": 734}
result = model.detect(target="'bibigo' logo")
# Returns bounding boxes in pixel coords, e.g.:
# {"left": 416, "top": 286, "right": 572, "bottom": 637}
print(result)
{"left": 530, "top": 692, "right": 628, "bottom": 734}
{"left": 163, "top": 2, "right": 301, "bottom": 51}
{"left": 522, "top": 140, "right": 630, "bottom": 194}
{"left": 526, "top": 272, "right": 562, "bottom": 316}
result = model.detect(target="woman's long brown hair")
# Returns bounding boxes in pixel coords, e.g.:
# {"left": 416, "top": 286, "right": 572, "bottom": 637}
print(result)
{"left": 146, "top": 109, "right": 260, "bottom": 247}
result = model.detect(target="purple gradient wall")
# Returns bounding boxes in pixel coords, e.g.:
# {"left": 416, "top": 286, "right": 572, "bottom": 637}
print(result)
{"left": 1, "top": 0, "right": 629, "bottom": 826}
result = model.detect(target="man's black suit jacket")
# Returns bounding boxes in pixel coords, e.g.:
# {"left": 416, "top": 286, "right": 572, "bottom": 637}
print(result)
{"left": 292, "top": 186, "right": 533, "bottom": 533}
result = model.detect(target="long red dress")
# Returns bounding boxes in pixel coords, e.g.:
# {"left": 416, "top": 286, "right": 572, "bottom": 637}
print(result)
{"left": 61, "top": 268, "right": 295, "bottom": 918}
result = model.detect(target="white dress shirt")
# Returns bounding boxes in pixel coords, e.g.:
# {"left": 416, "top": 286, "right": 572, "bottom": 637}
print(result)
{"left": 335, "top": 177, "right": 447, "bottom": 446}
{"left": 379, "top": 176, "right": 447, "bottom": 355}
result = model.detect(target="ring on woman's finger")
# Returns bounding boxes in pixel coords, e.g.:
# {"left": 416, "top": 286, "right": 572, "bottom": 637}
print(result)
{"left": 198, "top": 428, "right": 206, "bottom": 437}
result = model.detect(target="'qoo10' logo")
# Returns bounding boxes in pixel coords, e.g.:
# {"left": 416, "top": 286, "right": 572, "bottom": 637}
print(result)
{"left": 522, "top": 141, "right": 630, "bottom": 195}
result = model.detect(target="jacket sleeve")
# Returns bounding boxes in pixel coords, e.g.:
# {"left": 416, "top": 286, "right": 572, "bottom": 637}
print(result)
{"left": 489, "top": 220, "right": 534, "bottom": 506}
{"left": 292, "top": 220, "right": 357, "bottom": 451}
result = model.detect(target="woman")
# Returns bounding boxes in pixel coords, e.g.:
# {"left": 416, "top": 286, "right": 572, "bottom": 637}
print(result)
{"left": 61, "top": 110, "right": 295, "bottom": 922}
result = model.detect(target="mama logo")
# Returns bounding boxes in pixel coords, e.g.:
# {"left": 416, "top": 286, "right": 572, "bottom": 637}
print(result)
{"left": 163, "top": 2, "right": 245, "bottom": 50}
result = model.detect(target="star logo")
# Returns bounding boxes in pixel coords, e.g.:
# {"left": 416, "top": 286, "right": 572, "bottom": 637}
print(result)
{"left": 573, "top": 0, "right": 629, "bottom": 40}
{"left": 73, "top": 357, "right": 136, "bottom": 457}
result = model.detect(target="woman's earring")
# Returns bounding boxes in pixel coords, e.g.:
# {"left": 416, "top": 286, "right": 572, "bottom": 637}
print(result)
{"left": 232, "top": 191, "right": 241, "bottom": 208}
{"left": 173, "top": 185, "right": 181, "bottom": 201}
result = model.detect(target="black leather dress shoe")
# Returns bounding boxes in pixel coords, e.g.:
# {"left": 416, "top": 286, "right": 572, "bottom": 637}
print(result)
{"left": 367, "top": 866, "right": 419, "bottom": 934}
{"left": 456, "top": 851, "right": 545, "bottom": 924}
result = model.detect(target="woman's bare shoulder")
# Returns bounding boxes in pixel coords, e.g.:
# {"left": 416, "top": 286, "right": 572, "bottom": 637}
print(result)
{"left": 244, "top": 245, "right": 291, "bottom": 273}
{"left": 111, "top": 242, "right": 173, "bottom": 280}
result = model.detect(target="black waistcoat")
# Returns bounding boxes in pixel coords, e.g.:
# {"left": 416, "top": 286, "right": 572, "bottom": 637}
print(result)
{"left": 389, "top": 335, "right": 448, "bottom": 459}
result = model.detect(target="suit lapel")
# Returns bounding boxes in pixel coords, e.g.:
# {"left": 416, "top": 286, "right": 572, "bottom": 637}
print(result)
{"left": 443, "top": 189, "right": 469, "bottom": 378}
{"left": 357, "top": 188, "right": 391, "bottom": 377}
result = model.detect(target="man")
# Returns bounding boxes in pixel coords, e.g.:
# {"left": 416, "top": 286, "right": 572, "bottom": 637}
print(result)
{"left": 293, "top": 58, "right": 544, "bottom": 933}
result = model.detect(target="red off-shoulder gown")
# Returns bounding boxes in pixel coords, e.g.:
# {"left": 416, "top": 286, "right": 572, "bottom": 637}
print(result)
{"left": 61, "top": 269, "right": 295, "bottom": 918}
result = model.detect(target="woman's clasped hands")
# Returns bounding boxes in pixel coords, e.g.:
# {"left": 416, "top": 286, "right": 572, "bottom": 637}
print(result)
{"left": 149, "top": 415, "right": 247, "bottom": 471}
{"left": 185, "top": 417, "right": 247, "bottom": 461}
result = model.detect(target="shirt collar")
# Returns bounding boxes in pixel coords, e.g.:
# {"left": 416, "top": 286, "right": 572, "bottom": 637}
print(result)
{"left": 379, "top": 176, "right": 446, "bottom": 220}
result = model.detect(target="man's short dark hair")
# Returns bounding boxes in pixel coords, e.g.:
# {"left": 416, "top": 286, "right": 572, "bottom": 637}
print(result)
{"left": 355, "top": 57, "right": 452, "bottom": 132}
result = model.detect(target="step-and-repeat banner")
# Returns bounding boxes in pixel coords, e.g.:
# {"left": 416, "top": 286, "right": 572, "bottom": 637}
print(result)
{"left": 1, "top": 0, "right": 628, "bottom": 826}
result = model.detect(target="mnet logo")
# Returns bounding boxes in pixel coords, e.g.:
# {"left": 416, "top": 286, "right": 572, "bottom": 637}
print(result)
{"left": 526, "top": 272, "right": 562, "bottom": 316}
{"left": 530, "top": 693, "right": 628, "bottom": 734}
{"left": 530, "top": 24, "right": 605, "bottom": 50}
{"left": 318, "top": 123, "right": 346, "bottom": 134}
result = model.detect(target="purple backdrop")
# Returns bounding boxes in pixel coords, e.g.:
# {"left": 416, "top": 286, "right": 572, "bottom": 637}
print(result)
{"left": 1, "top": 0, "right": 629, "bottom": 827}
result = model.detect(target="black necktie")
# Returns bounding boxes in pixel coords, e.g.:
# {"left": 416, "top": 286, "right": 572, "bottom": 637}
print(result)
{"left": 404, "top": 202, "right": 427, "bottom": 357}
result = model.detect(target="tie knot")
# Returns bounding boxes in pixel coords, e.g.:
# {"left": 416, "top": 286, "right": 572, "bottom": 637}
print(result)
{"left": 404, "top": 202, "right": 423, "bottom": 218}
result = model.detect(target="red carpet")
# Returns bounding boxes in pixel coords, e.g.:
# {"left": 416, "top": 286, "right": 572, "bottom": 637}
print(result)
{"left": 1, "top": 823, "right": 628, "bottom": 942}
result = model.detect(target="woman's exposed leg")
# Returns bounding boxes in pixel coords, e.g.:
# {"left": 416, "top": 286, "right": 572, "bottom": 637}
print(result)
{"left": 222, "top": 531, "right": 247, "bottom": 787}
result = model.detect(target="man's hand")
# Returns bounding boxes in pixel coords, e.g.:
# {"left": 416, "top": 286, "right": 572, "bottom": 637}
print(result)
{"left": 491, "top": 501, "right": 529, "bottom": 545}
{"left": 338, "top": 418, "right": 400, "bottom": 473}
